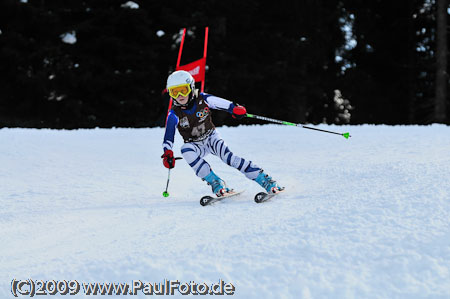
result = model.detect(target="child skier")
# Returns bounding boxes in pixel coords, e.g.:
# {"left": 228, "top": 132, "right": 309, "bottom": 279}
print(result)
{"left": 161, "top": 70, "right": 282, "bottom": 197}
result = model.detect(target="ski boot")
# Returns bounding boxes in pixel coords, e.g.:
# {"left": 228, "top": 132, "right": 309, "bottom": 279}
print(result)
{"left": 254, "top": 170, "right": 283, "bottom": 194}
{"left": 203, "top": 170, "right": 230, "bottom": 197}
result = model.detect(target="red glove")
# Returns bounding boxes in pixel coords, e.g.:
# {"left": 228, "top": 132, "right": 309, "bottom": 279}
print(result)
{"left": 161, "top": 150, "right": 175, "bottom": 169}
{"left": 232, "top": 105, "right": 247, "bottom": 119}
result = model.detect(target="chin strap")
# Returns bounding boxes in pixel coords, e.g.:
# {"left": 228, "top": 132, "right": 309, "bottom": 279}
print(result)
{"left": 173, "top": 92, "right": 197, "bottom": 108}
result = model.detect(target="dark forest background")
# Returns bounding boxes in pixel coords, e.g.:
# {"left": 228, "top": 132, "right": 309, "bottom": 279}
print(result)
{"left": 0, "top": 0, "right": 448, "bottom": 128}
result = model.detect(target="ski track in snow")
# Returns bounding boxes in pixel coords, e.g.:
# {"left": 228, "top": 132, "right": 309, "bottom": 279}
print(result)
{"left": 1, "top": 125, "right": 450, "bottom": 298}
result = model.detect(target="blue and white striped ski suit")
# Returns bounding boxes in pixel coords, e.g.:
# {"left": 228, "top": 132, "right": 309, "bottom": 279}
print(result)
{"left": 163, "top": 93, "right": 262, "bottom": 180}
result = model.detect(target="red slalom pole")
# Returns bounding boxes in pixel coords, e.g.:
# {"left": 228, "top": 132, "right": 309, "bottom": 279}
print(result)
{"left": 166, "top": 28, "right": 187, "bottom": 126}
{"left": 176, "top": 28, "right": 186, "bottom": 69}
{"left": 201, "top": 27, "right": 209, "bottom": 92}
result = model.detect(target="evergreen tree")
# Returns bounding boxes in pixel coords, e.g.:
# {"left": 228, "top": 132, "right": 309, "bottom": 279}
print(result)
{"left": 1, "top": 0, "right": 445, "bottom": 127}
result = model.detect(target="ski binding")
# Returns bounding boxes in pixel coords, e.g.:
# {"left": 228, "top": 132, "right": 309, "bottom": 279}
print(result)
{"left": 200, "top": 190, "right": 244, "bottom": 206}
{"left": 254, "top": 187, "right": 285, "bottom": 203}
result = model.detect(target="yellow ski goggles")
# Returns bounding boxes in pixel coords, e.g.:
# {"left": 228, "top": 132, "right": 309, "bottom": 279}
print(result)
{"left": 168, "top": 83, "right": 191, "bottom": 98}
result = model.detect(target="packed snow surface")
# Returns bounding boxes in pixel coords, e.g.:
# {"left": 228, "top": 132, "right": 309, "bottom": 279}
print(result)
{"left": 1, "top": 124, "right": 450, "bottom": 298}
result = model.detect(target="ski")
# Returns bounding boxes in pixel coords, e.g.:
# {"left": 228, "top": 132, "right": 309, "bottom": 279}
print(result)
{"left": 200, "top": 190, "right": 245, "bottom": 206}
{"left": 254, "top": 187, "right": 285, "bottom": 203}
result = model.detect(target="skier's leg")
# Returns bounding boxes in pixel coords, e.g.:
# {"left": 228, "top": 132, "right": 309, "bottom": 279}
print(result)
{"left": 181, "top": 141, "right": 229, "bottom": 196}
{"left": 180, "top": 142, "right": 211, "bottom": 178}
{"left": 207, "top": 131, "right": 261, "bottom": 180}
{"left": 207, "top": 131, "right": 283, "bottom": 193}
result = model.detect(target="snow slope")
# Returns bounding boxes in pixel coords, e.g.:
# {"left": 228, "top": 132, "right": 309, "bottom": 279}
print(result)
{"left": 1, "top": 124, "right": 450, "bottom": 298}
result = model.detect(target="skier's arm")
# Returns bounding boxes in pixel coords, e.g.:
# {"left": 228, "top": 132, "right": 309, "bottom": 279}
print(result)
{"left": 162, "top": 111, "right": 179, "bottom": 152}
{"left": 201, "top": 93, "right": 247, "bottom": 118}
{"left": 202, "top": 93, "right": 235, "bottom": 112}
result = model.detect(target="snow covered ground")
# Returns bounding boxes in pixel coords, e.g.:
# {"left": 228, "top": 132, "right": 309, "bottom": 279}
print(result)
{"left": 1, "top": 124, "right": 450, "bottom": 298}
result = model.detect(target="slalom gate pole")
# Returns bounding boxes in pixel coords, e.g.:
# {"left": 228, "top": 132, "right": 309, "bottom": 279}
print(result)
{"left": 162, "top": 157, "right": 183, "bottom": 197}
{"left": 245, "top": 113, "right": 351, "bottom": 139}
{"left": 201, "top": 26, "right": 209, "bottom": 93}
{"left": 165, "top": 28, "right": 187, "bottom": 127}
{"left": 176, "top": 28, "right": 186, "bottom": 69}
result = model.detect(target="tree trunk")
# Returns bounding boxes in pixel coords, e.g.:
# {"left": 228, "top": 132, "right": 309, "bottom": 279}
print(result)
{"left": 408, "top": 0, "right": 416, "bottom": 123}
{"left": 435, "top": 0, "right": 448, "bottom": 123}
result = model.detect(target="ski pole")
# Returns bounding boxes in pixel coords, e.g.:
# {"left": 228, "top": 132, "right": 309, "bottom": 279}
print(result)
{"left": 246, "top": 113, "right": 351, "bottom": 139}
{"left": 162, "top": 157, "right": 182, "bottom": 198}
